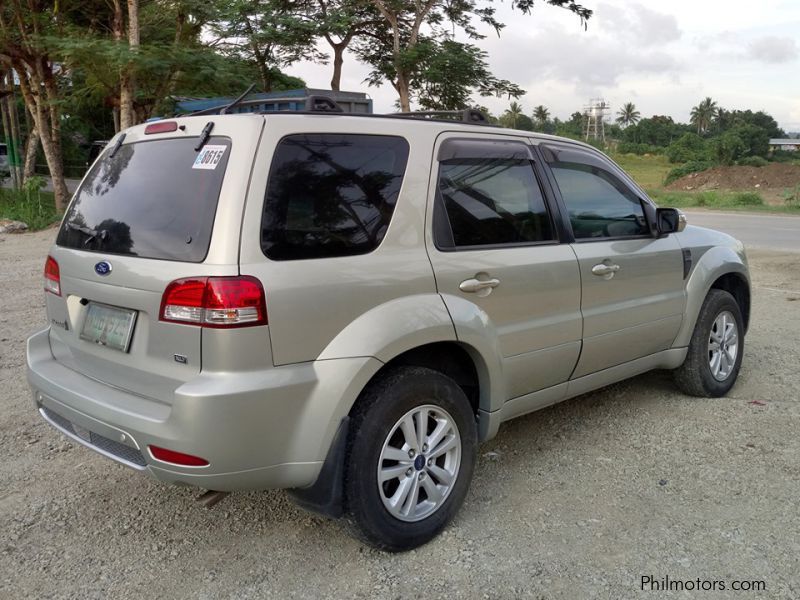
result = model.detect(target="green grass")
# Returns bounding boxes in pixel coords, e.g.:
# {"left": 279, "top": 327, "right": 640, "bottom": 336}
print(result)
{"left": 0, "top": 186, "right": 61, "bottom": 231}
{"left": 610, "top": 153, "right": 673, "bottom": 189}
{"left": 648, "top": 189, "right": 800, "bottom": 213}
{"left": 611, "top": 153, "right": 800, "bottom": 214}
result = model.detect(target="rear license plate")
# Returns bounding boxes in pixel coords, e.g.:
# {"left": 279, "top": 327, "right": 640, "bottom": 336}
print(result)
{"left": 80, "top": 302, "right": 138, "bottom": 353}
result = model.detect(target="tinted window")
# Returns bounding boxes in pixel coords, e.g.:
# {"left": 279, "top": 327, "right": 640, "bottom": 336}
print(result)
{"left": 436, "top": 157, "right": 553, "bottom": 248}
{"left": 544, "top": 146, "right": 648, "bottom": 239}
{"left": 57, "top": 137, "right": 231, "bottom": 262}
{"left": 261, "top": 134, "right": 410, "bottom": 260}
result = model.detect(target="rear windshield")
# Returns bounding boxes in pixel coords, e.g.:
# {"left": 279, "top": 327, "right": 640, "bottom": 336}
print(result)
{"left": 261, "top": 133, "right": 410, "bottom": 260}
{"left": 57, "top": 136, "right": 231, "bottom": 262}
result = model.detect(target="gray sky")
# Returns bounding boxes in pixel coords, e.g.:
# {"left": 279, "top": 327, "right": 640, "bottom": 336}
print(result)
{"left": 291, "top": 0, "right": 800, "bottom": 131}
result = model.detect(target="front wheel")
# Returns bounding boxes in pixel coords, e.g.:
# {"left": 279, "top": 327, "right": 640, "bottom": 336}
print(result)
{"left": 674, "top": 289, "right": 744, "bottom": 397}
{"left": 343, "top": 366, "right": 477, "bottom": 552}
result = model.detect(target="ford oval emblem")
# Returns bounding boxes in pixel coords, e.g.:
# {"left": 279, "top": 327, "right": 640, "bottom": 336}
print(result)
{"left": 94, "top": 261, "right": 112, "bottom": 276}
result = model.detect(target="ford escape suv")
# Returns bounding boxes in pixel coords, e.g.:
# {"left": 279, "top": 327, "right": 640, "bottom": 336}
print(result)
{"left": 27, "top": 104, "right": 750, "bottom": 551}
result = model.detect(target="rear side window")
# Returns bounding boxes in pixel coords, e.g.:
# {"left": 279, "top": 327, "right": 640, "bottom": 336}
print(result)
{"left": 435, "top": 140, "right": 554, "bottom": 249}
{"left": 57, "top": 137, "right": 231, "bottom": 262}
{"left": 261, "top": 134, "right": 410, "bottom": 260}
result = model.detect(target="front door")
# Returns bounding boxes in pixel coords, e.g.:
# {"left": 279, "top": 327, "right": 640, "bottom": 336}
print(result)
{"left": 427, "top": 134, "right": 582, "bottom": 400}
{"left": 539, "top": 142, "right": 686, "bottom": 378}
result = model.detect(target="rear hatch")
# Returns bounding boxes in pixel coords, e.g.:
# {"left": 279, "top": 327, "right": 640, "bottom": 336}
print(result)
{"left": 45, "top": 116, "right": 264, "bottom": 403}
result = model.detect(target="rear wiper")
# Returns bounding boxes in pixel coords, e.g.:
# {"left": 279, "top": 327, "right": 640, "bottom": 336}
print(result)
{"left": 66, "top": 222, "right": 109, "bottom": 246}
{"left": 108, "top": 133, "right": 126, "bottom": 158}
{"left": 194, "top": 121, "right": 214, "bottom": 151}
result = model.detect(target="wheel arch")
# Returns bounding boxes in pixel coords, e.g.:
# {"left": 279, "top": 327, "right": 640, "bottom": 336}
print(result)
{"left": 673, "top": 245, "right": 751, "bottom": 348}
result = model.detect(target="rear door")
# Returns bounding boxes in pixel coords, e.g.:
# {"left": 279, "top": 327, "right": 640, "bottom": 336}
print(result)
{"left": 539, "top": 142, "right": 685, "bottom": 378}
{"left": 46, "top": 117, "right": 263, "bottom": 402}
{"left": 427, "top": 134, "right": 582, "bottom": 400}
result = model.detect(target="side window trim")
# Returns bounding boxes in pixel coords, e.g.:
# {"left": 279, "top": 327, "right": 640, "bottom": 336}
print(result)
{"left": 432, "top": 136, "right": 559, "bottom": 252}
{"left": 539, "top": 142, "right": 654, "bottom": 243}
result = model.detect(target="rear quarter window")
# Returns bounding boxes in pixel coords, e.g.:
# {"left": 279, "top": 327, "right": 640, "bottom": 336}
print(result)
{"left": 261, "top": 133, "right": 410, "bottom": 260}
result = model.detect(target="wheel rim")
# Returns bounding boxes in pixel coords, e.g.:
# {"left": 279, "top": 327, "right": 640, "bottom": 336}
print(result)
{"left": 708, "top": 310, "right": 739, "bottom": 381}
{"left": 376, "top": 404, "right": 462, "bottom": 523}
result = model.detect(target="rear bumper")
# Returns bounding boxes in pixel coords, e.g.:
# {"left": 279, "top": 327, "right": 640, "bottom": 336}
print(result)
{"left": 27, "top": 328, "right": 380, "bottom": 491}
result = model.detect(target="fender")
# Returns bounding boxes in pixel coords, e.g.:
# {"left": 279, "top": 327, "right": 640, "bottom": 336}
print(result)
{"left": 436, "top": 293, "right": 507, "bottom": 414}
{"left": 672, "top": 244, "right": 750, "bottom": 348}
{"left": 317, "top": 292, "right": 505, "bottom": 415}
{"left": 317, "top": 293, "right": 457, "bottom": 362}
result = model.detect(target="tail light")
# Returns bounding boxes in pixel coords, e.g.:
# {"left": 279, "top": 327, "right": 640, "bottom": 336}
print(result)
{"left": 44, "top": 256, "right": 61, "bottom": 296}
{"left": 160, "top": 276, "right": 267, "bottom": 328}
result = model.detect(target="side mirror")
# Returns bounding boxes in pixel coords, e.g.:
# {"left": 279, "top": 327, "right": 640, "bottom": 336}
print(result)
{"left": 656, "top": 208, "right": 686, "bottom": 235}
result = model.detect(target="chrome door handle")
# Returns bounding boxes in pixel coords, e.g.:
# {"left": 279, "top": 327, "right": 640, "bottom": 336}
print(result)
{"left": 591, "top": 263, "right": 620, "bottom": 277}
{"left": 459, "top": 277, "right": 500, "bottom": 294}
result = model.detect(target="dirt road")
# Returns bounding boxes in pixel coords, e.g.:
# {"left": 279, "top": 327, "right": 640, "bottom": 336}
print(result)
{"left": 1, "top": 230, "right": 798, "bottom": 599}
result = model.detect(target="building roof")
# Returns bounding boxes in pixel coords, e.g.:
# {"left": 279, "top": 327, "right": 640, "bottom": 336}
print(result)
{"left": 769, "top": 138, "right": 799, "bottom": 145}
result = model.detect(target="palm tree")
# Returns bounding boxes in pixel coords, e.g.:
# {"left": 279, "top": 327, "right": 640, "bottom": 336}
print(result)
{"left": 615, "top": 102, "right": 641, "bottom": 128}
{"left": 690, "top": 97, "right": 718, "bottom": 135}
{"left": 504, "top": 101, "right": 524, "bottom": 128}
{"left": 533, "top": 105, "right": 550, "bottom": 126}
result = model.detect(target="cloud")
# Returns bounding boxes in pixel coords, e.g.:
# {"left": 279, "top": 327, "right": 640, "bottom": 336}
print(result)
{"left": 747, "top": 36, "right": 798, "bottom": 63}
{"left": 598, "top": 2, "right": 681, "bottom": 47}
{"left": 485, "top": 23, "right": 681, "bottom": 98}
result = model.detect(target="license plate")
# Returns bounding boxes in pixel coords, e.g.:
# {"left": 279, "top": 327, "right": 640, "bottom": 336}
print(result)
{"left": 80, "top": 302, "right": 138, "bottom": 353}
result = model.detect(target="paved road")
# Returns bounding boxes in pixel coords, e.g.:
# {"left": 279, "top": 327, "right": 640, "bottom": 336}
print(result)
{"left": 684, "top": 210, "right": 800, "bottom": 252}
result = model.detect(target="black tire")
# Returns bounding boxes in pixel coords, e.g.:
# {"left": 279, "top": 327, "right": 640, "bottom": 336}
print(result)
{"left": 343, "top": 366, "right": 477, "bottom": 552}
{"left": 674, "top": 289, "right": 744, "bottom": 397}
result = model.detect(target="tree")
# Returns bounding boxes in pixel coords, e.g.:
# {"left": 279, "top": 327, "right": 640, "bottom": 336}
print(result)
{"left": 211, "top": 0, "right": 324, "bottom": 93}
{"left": 0, "top": 0, "right": 70, "bottom": 210}
{"left": 623, "top": 115, "right": 684, "bottom": 147}
{"left": 616, "top": 101, "right": 640, "bottom": 128}
{"left": 365, "top": 0, "right": 591, "bottom": 111}
{"left": 690, "top": 97, "right": 718, "bottom": 135}
{"left": 504, "top": 101, "right": 524, "bottom": 129}
{"left": 312, "top": 0, "right": 383, "bottom": 91}
{"left": 533, "top": 104, "right": 549, "bottom": 126}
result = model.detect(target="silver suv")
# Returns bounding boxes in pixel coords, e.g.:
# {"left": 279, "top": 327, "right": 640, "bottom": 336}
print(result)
{"left": 27, "top": 106, "right": 750, "bottom": 551}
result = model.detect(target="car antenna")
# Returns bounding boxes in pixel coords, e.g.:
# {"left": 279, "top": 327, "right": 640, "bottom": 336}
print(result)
{"left": 190, "top": 83, "right": 257, "bottom": 117}
{"left": 108, "top": 133, "right": 126, "bottom": 158}
{"left": 220, "top": 83, "right": 257, "bottom": 115}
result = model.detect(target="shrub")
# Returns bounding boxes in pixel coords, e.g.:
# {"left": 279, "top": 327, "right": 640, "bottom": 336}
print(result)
{"left": 736, "top": 156, "right": 769, "bottom": 167}
{"left": 664, "top": 160, "right": 714, "bottom": 186}
{"left": 666, "top": 133, "right": 712, "bottom": 164}
{"left": 616, "top": 142, "right": 662, "bottom": 155}
{"left": 783, "top": 185, "right": 800, "bottom": 208}
{"left": 732, "top": 192, "right": 764, "bottom": 206}
{"left": 0, "top": 178, "right": 60, "bottom": 230}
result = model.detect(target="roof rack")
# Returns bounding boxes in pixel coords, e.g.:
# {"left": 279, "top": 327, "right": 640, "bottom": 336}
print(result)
{"left": 186, "top": 90, "right": 491, "bottom": 125}
{"left": 388, "top": 109, "right": 489, "bottom": 125}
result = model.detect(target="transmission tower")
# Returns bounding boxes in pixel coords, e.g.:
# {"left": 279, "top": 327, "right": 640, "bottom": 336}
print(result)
{"left": 583, "top": 98, "right": 610, "bottom": 142}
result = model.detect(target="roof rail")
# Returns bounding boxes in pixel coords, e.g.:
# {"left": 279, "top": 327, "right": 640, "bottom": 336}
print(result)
{"left": 305, "top": 95, "right": 344, "bottom": 113}
{"left": 389, "top": 109, "right": 489, "bottom": 125}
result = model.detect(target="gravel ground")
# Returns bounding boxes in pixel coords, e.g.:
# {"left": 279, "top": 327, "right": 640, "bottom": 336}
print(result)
{"left": 1, "top": 229, "right": 799, "bottom": 600}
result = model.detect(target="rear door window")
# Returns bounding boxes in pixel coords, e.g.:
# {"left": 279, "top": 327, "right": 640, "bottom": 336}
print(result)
{"left": 57, "top": 137, "right": 231, "bottom": 262}
{"left": 434, "top": 139, "right": 554, "bottom": 248}
{"left": 261, "top": 134, "right": 410, "bottom": 260}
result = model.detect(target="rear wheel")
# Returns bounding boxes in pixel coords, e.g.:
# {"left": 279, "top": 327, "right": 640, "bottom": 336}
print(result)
{"left": 674, "top": 289, "right": 744, "bottom": 397}
{"left": 343, "top": 366, "right": 477, "bottom": 552}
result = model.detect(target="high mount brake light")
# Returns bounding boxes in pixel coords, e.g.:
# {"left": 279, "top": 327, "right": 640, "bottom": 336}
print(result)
{"left": 144, "top": 121, "right": 178, "bottom": 134}
{"left": 44, "top": 256, "right": 61, "bottom": 296}
{"left": 160, "top": 276, "right": 267, "bottom": 328}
